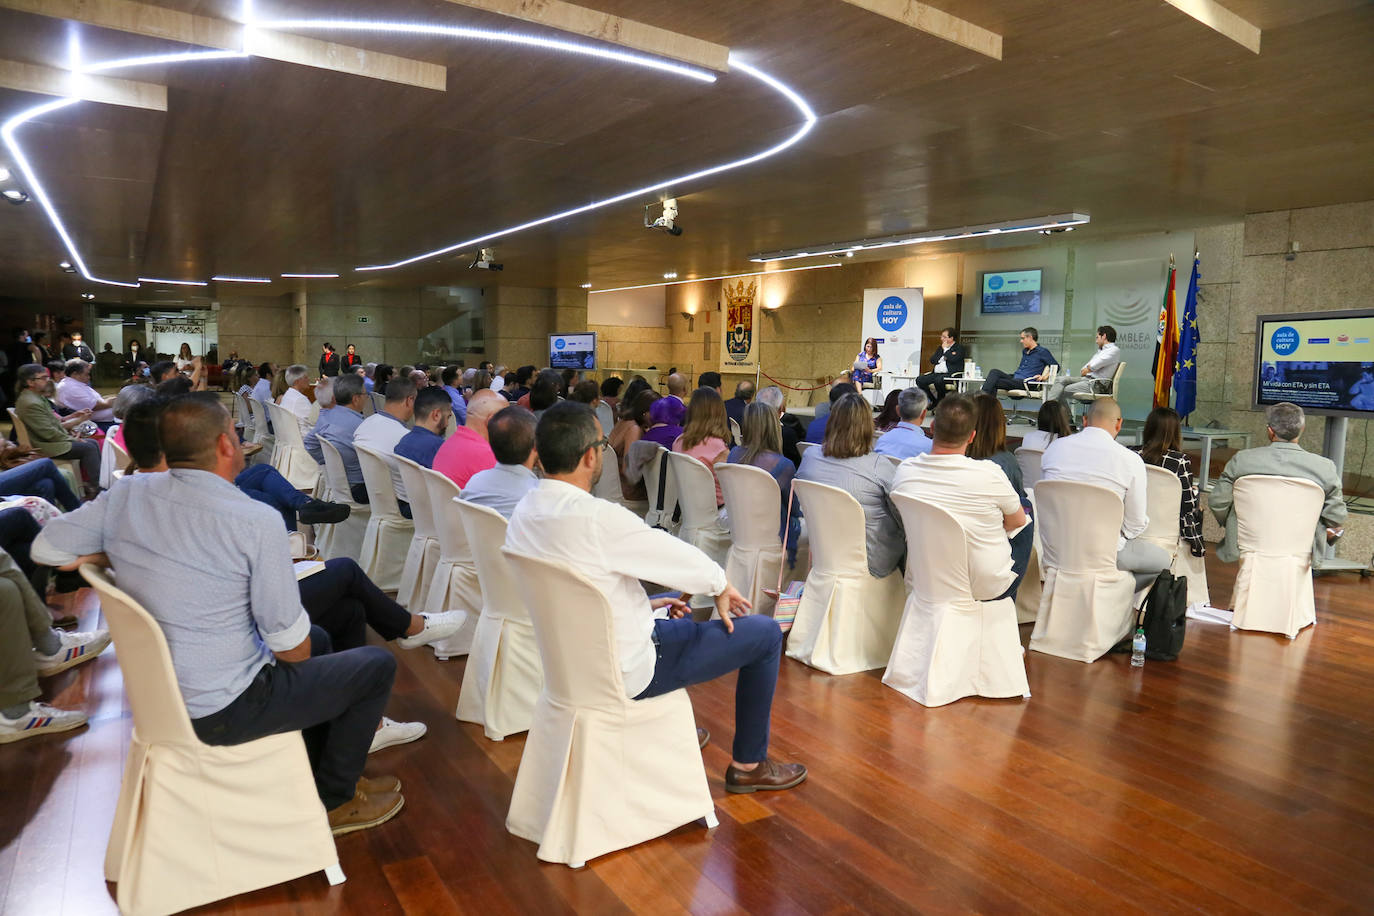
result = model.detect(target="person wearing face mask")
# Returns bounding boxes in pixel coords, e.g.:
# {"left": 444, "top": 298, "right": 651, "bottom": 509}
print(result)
{"left": 124, "top": 338, "right": 144, "bottom": 376}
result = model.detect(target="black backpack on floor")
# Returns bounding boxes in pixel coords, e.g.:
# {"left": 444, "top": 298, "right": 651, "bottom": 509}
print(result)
{"left": 1140, "top": 570, "right": 1188, "bottom": 661}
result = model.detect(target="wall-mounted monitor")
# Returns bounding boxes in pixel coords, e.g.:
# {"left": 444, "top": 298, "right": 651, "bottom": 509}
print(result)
{"left": 1254, "top": 309, "right": 1374, "bottom": 419}
{"left": 549, "top": 332, "right": 597, "bottom": 370}
{"left": 979, "top": 269, "right": 1042, "bottom": 315}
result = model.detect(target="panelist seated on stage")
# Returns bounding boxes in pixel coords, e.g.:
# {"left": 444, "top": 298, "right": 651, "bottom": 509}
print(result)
{"left": 980, "top": 327, "right": 1056, "bottom": 395}
{"left": 1046, "top": 325, "right": 1121, "bottom": 407}
{"left": 851, "top": 338, "right": 883, "bottom": 386}
{"left": 914, "top": 327, "right": 966, "bottom": 404}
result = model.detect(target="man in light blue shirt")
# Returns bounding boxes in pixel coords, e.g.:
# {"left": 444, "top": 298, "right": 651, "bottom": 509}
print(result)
{"left": 320, "top": 373, "right": 369, "bottom": 502}
{"left": 441, "top": 365, "right": 467, "bottom": 425}
{"left": 460, "top": 405, "right": 538, "bottom": 518}
{"left": 362, "top": 362, "right": 376, "bottom": 394}
{"left": 874, "top": 388, "right": 933, "bottom": 460}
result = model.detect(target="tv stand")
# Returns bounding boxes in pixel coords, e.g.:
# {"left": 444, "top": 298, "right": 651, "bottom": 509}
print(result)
{"left": 1318, "top": 416, "right": 1369, "bottom": 575}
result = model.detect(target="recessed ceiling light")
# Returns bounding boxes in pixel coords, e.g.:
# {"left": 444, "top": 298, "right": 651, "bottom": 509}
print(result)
{"left": 663, "top": 271, "right": 678, "bottom": 279}
{"left": 2, "top": 188, "right": 27, "bottom": 204}
{"left": 80, "top": 292, "right": 95, "bottom": 300}
{"left": 580, "top": 283, "right": 592, "bottom": 289}
{"left": 58, "top": 260, "right": 73, "bottom": 271}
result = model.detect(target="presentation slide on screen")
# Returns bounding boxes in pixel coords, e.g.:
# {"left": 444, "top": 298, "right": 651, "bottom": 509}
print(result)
{"left": 1258, "top": 316, "right": 1374, "bottom": 413}
{"left": 981, "top": 270, "right": 1042, "bottom": 314}
{"left": 549, "top": 333, "right": 597, "bottom": 370}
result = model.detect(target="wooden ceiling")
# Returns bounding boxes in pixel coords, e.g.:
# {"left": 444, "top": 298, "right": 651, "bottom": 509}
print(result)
{"left": 0, "top": 0, "right": 1372, "bottom": 303}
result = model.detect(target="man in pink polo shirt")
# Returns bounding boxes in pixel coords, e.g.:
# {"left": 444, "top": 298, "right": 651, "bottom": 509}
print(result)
{"left": 432, "top": 388, "right": 504, "bottom": 487}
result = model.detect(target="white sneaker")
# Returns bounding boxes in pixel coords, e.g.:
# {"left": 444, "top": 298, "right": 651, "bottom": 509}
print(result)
{"left": 369, "top": 717, "right": 426, "bottom": 754}
{"left": 395, "top": 611, "right": 466, "bottom": 650}
{"left": 34, "top": 630, "right": 111, "bottom": 677}
{"left": 0, "top": 702, "right": 89, "bottom": 743}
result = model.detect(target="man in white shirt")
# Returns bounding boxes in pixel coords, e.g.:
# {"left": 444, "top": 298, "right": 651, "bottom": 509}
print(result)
{"left": 1047, "top": 325, "right": 1121, "bottom": 409}
{"left": 55, "top": 359, "right": 115, "bottom": 427}
{"left": 891, "top": 394, "right": 1030, "bottom": 599}
{"left": 1040, "top": 397, "right": 1170, "bottom": 588}
{"left": 279, "top": 364, "right": 314, "bottom": 437}
{"left": 352, "top": 375, "right": 416, "bottom": 515}
{"left": 505, "top": 402, "right": 806, "bottom": 794}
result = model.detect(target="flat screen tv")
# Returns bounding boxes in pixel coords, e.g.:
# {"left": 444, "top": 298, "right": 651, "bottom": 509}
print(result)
{"left": 979, "top": 269, "right": 1042, "bottom": 315}
{"left": 1254, "top": 309, "right": 1374, "bottom": 419}
{"left": 549, "top": 332, "right": 597, "bottom": 370}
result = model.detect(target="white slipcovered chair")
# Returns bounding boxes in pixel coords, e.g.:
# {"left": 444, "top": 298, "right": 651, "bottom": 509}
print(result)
{"left": 501, "top": 550, "right": 716, "bottom": 869}
{"left": 354, "top": 445, "right": 415, "bottom": 591}
{"left": 245, "top": 396, "right": 275, "bottom": 459}
{"left": 1014, "top": 446, "right": 1044, "bottom": 490}
{"left": 717, "top": 463, "right": 785, "bottom": 618}
{"left": 1029, "top": 480, "right": 1136, "bottom": 662}
{"left": 369, "top": 391, "right": 386, "bottom": 416}
{"left": 99, "top": 423, "right": 123, "bottom": 488}
{"left": 591, "top": 443, "right": 625, "bottom": 505}
{"left": 1230, "top": 474, "right": 1323, "bottom": 638}
{"left": 1014, "top": 488, "right": 1044, "bottom": 624}
{"left": 883, "top": 494, "right": 1030, "bottom": 706}
{"left": 265, "top": 402, "right": 321, "bottom": 491}
{"left": 640, "top": 444, "right": 679, "bottom": 534}
{"left": 80, "top": 565, "right": 341, "bottom": 916}
{"left": 453, "top": 499, "right": 542, "bottom": 740}
{"left": 392, "top": 454, "right": 441, "bottom": 610}
{"left": 7, "top": 407, "right": 83, "bottom": 495}
{"left": 419, "top": 466, "right": 480, "bottom": 658}
{"left": 666, "top": 452, "right": 731, "bottom": 610}
{"left": 1140, "top": 464, "right": 1212, "bottom": 609}
{"left": 796, "top": 441, "right": 817, "bottom": 460}
{"left": 786, "top": 480, "right": 905, "bottom": 674}
{"left": 315, "top": 438, "right": 369, "bottom": 562}
{"left": 234, "top": 391, "right": 255, "bottom": 439}
{"left": 728, "top": 416, "right": 742, "bottom": 444}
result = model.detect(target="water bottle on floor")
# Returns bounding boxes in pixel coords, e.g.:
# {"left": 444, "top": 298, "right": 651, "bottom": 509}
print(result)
{"left": 1131, "top": 627, "right": 1146, "bottom": 667}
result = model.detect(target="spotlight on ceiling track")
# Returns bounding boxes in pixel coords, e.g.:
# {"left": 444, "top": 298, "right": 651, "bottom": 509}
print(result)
{"left": 2, "top": 188, "right": 28, "bottom": 204}
{"left": 1038, "top": 226, "right": 1076, "bottom": 235}
{"left": 645, "top": 198, "right": 683, "bottom": 236}
{"left": 663, "top": 271, "right": 678, "bottom": 280}
{"left": 580, "top": 283, "right": 592, "bottom": 289}
{"left": 58, "top": 260, "right": 75, "bottom": 273}
{"left": 468, "top": 248, "right": 502, "bottom": 271}
{"left": 80, "top": 292, "right": 95, "bottom": 300}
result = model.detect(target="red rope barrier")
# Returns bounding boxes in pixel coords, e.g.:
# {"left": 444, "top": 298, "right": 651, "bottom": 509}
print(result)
{"left": 757, "top": 367, "right": 837, "bottom": 392}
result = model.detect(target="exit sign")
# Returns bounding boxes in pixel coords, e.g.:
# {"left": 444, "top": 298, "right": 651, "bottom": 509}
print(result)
{"left": 357, "top": 316, "right": 370, "bottom": 323}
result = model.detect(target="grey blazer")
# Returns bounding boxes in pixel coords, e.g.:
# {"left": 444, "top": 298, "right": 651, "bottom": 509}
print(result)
{"left": 1208, "top": 441, "right": 1346, "bottom": 564}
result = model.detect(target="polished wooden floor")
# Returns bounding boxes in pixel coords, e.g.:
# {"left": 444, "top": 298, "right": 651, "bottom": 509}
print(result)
{"left": 3, "top": 557, "right": 1373, "bottom": 915}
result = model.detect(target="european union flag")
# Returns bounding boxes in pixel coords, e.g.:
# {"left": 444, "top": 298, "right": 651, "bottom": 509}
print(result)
{"left": 1173, "top": 255, "right": 1201, "bottom": 420}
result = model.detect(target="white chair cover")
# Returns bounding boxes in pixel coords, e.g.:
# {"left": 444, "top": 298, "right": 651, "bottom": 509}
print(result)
{"left": 640, "top": 444, "right": 679, "bottom": 534}
{"left": 99, "top": 423, "right": 122, "bottom": 489}
{"left": 883, "top": 494, "right": 1029, "bottom": 706}
{"left": 369, "top": 391, "right": 386, "bottom": 416}
{"left": 245, "top": 396, "right": 275, "bottom": 459}
{"left": 1014, "top": 446, "right": 1044, "bottom": 490}
{"left": 786, "top": 480, "right": 905, "bottom": 674}
{"left": 501, "top": 550, "right": 715, "bottom": 868}
{"left": 717, "top": 463, "right": 784, "bottom": 618}
{"left": 666, "top": 453, "right": 731, "bottom": 610}
{"left": 1015, "top": 489, "right": 1043, "bottom": 624}
{"left": 1029, "top": 481, "right": 1136, "bottom": 662}
{"left": 419, "top": 466, "right": 480, "bottom": 658}
{"left": 591, "top": 444, "right": 625, "bottom": 505}
{"left": 234, "top": 392, "right": 255, "bottom": 438}
{"left": 1231, "top": 474, "right": 1323, "bottom": 638}
{"left": 796, "top": 441, "right": 817, "bottom": 460}
{"left": 392, "top": 455, "right": 441, "bottom": 610}
{"left": 354, "top": 445, "right": 415, "bottom": 591}
{"left": 728, "top": 417, "right": 742, "bottom": 444}
{"left": 81, "top": 566, "right": 340, "bottom": 916}
{"left": 1140, "top": 465, "right": 1183, "bottom": 558}
{"left": 454, "top": 500, "right": 542, "bottom": 740}
{"left": 315, "top": 438, "right": 369, "bottom": 562}
{"left": 266, "top": 402, "right": 321, "bottom": 491}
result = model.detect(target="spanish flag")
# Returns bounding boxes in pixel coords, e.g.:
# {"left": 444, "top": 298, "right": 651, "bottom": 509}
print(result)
{"left": 1152, "top": 263, "right": 1178, "bottom": 408}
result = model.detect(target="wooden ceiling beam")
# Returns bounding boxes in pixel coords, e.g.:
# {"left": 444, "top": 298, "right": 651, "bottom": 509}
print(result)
{"left": 438, "top": 0, "right": 731, "bottom": 73}
{"left": 0, "top": 0, "right": 448, "bottom": 90}
{"left": 1161, "top": 0, "right": 1261, "bottom": 54}
{"left": 0, "top": 57, "right": 167, "bottom": 110}
{"left": 834, "top": 1, "right": 1002, "bottom": 60}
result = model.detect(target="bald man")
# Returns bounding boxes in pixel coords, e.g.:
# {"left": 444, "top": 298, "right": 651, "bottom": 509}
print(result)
{"left": 666, "top": 373, "right": 688, "bottom": 406}
{"left": 431, "top": 388, "right": 503, "bottom": 487}
{"left": 1039, "top": 398, "right": 1170, "bottom": 588}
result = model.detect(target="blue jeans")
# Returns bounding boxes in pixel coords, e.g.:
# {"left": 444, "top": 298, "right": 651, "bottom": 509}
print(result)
{"left": 235, "top": 463, "right": 310, "bottom": 531}
{"left": 0, "top": 458, "right": 80, "bottom": 511}
{"left": 635, "top": 615, "right": 784, "bottom": 764}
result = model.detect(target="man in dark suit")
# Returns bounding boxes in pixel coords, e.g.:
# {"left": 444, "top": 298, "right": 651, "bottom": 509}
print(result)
{"left": 724, "top": 380, "right": 755, "bottom": 429}
{"left": 319, "top": 343, "right": 340, "bottom": 377}
{"left": 62, "top": 332, "right": 94, "bottom": 362}
{"left": 914, "top": 327, "right": 966, "bottom": 405}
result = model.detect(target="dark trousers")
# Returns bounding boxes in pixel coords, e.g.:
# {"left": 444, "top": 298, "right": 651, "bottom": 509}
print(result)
{"left": 0, "top": 508, "right": 40, "bottom": 577}
{"left": 0, "top": 458, "right": 81, "bottom": 511}
{"left": 913, "top": 371, "right": 951, "bottom": 403}
{"left": 350, "top": 482, "right": 370, "bottom": 505}
{"left": 398, "top": 500, "right": 412, "bottom": 520}
{"left": 298, "top": 558, "right": 411, "bottom": 650}
{"left": 980, "top": 369, "right": 1028, "bottom": 395}
{"left": 236, "top": 463, "right": 309, "bottom": 531}
{"left": 635, "top": 615, "right": 784, "bottom": 764}
{"left": 61, "top": 438, "right": 101, "bottom": 487}
{"left": 190, "top": 626, "right": 396, "bottom": 810}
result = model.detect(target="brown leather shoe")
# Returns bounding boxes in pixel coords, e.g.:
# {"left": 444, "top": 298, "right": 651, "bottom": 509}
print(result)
{"left": 697, "top": 727, "right": 710, "bottom": 750}
{"left": 327, "top": 788, "right": 404, "bottom": 836}
{"left": 724, "top": 758, "right": 807, "bottom": 794}
{"left": 357, "top": 775, "right": 401, "bottom": 795}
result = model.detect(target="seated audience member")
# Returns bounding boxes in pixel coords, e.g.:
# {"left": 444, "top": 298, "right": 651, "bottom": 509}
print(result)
{"left": 600, "top": 376, "right": 623, "bottom": 413}
{"left": 319, "top": 373, "right": 369, "bottom": 503}
{"left": 729, "top": 401, "right": 802, "bottom": 565}
{"left": 0, "top": 547, "right": 109, "bottom": 743}
{"left": 56, "top": 359, "right": 116, "bottom": 430}
{"left": 571, "top": 379, "right": 615, "bottom": 438}
{"left": 1132, "top": 407, "right": 1204, "bottom": 558}
{"left": 506, "top": 402, "right": 806, "bottom": 793}
{"left": 874, "top": 388, "right": 902, "bottom": 432}
{"left": 1208, "top": 401, "right": 1345, "bottom": 565}
{"left": 797, "top": 392, "right": 904, "bottom": 578}
{"left": 353, "top": 376, "right": 416, "bottom": 514}
{"left": 756, "top": 385, "right": 803, "bottom": 468}
{"left": 0, "top": 448, "right": 80, "bottom": 512}
{"left": 432, "top": 388, "right": 503, "bottom": 487}
{"left": 507, "top": 365, "right": 534, "bottom": 403}
{"left": 724, "top": 380, "right": 755, "bottom": 440}
{"left": 673, "top": 388, "right": 731, "bottom": 508}
{"left": 303, "top": 377, "right": 347, "bottom": 464}
{"left": 14, "top": 364, "right": 100, "bottom": 498}
{"left": 440, "top": 365, "right": 467, "bottom": 424}
{"left": 235, "top": 366, "right": 258, "bottom": 402}
{"left": 642, "top": 394, "right": 686, "bottom": 449}
{"left": 361, "top": 363, "right": 376, "bottom": 394}
{"left": 409, "top": 369, "right": 428, "bottom": 390}
{"left": 697, "top": 371, "right": 723, "bottom": 396}
{"left": 279, "top": 364, "right": 314, "bottom": 436}
{"left": 805, "top": 382, "right": 855, "bottom": 443}
{"left": 33, "top": 395, "right": 404, "bottom": 834}
{"left": 156, "top": 375, "right": 193, "bottom": 398}
{"left": 915, "top": 327, "right": 966, "bottom": 405}
{"left": 559, "top": 368, "right": 579, "bottom": 393}
{"left": 395, "top": 387, "right": 453, "bottom": 470}
{"left": 1046, "top": 325, "right": 1121, "bottom": 407}
{"left": 1022, "top": 400, "right": 1071, "bottom": 452}
{"left": 315, "top": 375, "right": 335, "bottom": 410}
{"left": 873, "top": 388, "right": 932, "bottom": 460}
{"left": 374, "top": 364, "right": 394, "bottom": 397}
{"left": 151, "top": 360, "right": 180, "bottom": 385}
{"left": 665, "top": 372, "right": 689, "bottom": 406}
{"left": 891, "top": 394, "right": 1032, "bottom": 599}
{"left": 980, "top": 327, "right": 1056, "bottom": 395}
{"left": 613, "top": 389, "right": 659, "bottom": 500}
{"left": 970, "top": 393, "right": 1026, "bottom": 499}
{"left": 461, "top": 406, "right": 539, "bottom": 518}
{"left": 527, "top": 369, "right": 563, "bottom": 419}
{"left": 1040, "top": 397, "right": 1170, "bottom": 588}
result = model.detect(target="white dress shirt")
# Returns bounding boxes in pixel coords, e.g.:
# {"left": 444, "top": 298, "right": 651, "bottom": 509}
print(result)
{"left": 353, "top": 411, "right": 410, "bottom": 500}
{"left": 505, "top": 478, "right": 727, "bottom": 697}
{"left": 1083, "top": 342, "right": 1122, "bottom": 379}
{"left": 279, "top": 386, "right": 312, "bottom": 437}
{"left": 1040, "top": 426, "right": 1148, "bottom": 549}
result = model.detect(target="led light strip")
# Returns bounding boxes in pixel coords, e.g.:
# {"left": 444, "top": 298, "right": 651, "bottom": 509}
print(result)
{"left": 4, "top": 19, "right": 816, "bottom": 288}
{"left": 139, "top": 276, "right": 209, "bottom": 286}
{"left": 588, "top": 261, "right": 840, "bottom": 295}
{"left": 750, "top": 213, "right": 1091, "bottom": 262}
{"left": 212, "top": 275, "right": 272, "bottom": 283}
{"left": 281, "top": 272, "right": 340, "bottom": 278}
